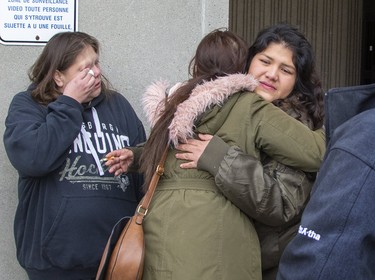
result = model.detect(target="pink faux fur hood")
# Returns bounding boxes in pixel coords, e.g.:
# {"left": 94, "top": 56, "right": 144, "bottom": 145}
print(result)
{"left": 142, "top": 73, "right": 258, "bottom": 146}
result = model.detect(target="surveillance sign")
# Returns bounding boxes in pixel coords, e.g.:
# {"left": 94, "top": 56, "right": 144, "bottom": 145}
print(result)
{"left": 0, "top": 0, "right": 78, "bottom": 45}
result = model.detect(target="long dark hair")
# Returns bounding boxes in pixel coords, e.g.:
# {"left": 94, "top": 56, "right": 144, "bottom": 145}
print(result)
{"left": 139, "top": 28, "right": 248, "bottom": 191}
{"left": 246, "top": 23, "right": 324, "bottom": 129}
{"left": 29, "top": 31, "right": 111, "bottom": 105}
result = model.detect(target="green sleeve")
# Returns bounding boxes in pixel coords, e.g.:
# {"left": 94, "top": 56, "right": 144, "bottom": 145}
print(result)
{"left": 197, "top": 135, "right": 230, "bottom": 176}
{"left": 248, "top": 94, "right": 326, "bottom": 172}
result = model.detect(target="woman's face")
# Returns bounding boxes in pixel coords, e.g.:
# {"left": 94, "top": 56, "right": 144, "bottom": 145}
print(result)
{"left": 248, "top": 42, "right": 297, "bottom": 102}
{"left": 57, "top": 45, "right": 102, "bottom": 101}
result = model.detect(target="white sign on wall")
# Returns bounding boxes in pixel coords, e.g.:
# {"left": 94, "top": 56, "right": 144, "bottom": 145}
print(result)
{"left": 0, "top": 0, "right": 78, "bottom": 46}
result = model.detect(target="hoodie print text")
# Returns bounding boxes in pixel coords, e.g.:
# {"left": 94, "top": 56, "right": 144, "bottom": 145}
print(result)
{"left": 59, "top": 120, "right": 131, "bottom": 192}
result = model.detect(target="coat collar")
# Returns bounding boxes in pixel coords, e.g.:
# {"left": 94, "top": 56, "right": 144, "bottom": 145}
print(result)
{"left": 143, "top": 73, "right": 258, "bottom": 146}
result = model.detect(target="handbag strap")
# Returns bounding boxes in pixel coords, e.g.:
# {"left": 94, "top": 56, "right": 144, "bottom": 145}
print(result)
{"left": 135, "top": 143, "right": 169, "bottom": 225}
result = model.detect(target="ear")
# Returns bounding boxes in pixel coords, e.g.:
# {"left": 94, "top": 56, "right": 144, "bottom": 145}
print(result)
{"left": 53, "top": 70, "right": 64, "bottom": 88}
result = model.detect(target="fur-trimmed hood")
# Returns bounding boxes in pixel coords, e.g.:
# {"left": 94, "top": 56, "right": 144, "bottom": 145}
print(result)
{"left": 142, "top": 73, "right": 258, "bottom": 146}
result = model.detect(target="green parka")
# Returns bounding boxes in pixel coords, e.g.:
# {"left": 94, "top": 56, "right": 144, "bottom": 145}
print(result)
{"left": 139, "top": 74, "right": 325, "bottom": 280}
{"left": 198, "top": 125, "right": 321, "bottom": 280}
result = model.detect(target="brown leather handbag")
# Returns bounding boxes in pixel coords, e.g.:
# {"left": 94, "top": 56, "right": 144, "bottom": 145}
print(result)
{"left": 96, "top": 144, "right": 169, "bottom": 280}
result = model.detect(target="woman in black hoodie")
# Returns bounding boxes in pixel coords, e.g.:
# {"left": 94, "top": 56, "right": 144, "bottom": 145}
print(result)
{"left": 3, "top": 31, "right": 146, "bottom": 280}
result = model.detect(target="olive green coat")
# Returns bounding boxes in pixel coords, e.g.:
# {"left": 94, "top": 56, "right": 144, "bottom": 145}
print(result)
{"left": 140, "top": 74, "right": 325, "bottom": 280}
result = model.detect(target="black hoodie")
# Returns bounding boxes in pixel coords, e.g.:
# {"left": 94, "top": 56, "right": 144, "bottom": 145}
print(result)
{"left": 3, "top": 85, "right": 146, "bottom": 279}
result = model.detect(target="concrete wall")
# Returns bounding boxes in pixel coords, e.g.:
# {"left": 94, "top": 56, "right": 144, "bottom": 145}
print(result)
{"left": 0, "top": 1, "right": 229, "bottom": 278}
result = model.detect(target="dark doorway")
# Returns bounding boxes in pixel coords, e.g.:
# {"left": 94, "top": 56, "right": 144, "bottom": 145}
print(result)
{"left": 361, "top": 0, "right": 375, "bottom": 85}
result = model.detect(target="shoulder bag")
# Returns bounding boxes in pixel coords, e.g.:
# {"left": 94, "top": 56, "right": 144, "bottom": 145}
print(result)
{"left": 96, "top": 144, "right": 169, "bottom": 280}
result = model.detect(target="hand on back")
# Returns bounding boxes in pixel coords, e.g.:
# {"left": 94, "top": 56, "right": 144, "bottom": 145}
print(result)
{"left": 175, "top": 134, "right": 213, "bottom": 169}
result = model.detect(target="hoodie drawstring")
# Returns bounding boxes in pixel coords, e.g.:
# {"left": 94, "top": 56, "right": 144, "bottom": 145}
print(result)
{"left": 80, "top": 107, "right": 105, "bottom": 176}
{"left": 92, "top": 107, "right": 103, "bottom": 137}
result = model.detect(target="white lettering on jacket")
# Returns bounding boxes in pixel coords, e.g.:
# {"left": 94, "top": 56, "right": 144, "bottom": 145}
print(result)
{"left": 298, "top": 225, "right": 321, "bottom": 241}
{"left": 57, "top": 121, "right": 131, "bottom": 192}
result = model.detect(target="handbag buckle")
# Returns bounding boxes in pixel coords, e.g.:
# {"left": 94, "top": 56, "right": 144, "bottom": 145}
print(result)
{"left": 156, "top": 165, "right": 164, "bottom": 176}
{"left": 137, "top": 205, "right": 148, "bottom": 216}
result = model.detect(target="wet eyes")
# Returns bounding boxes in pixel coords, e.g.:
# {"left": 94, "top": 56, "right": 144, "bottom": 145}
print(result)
{"left": 259, "top": 58, "right": 294, "bottom": 75}
{"left": 90, "top": 61, "right": 100, "bottom": 68}
{"left": 281, "top": 68, "right": 293, "bottom": 74}
{"left": 84, "top": 61, "right": 100, "bottom": 70}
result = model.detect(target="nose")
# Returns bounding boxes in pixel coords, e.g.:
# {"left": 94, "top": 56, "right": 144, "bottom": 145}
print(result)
{"left": 91, "top": 65, "right": 101, "bottom": 77}
{"left": 266, "top": 66, "right": 278, "bottom": 81}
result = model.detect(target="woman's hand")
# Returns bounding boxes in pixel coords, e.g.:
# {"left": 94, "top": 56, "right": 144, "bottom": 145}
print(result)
{"left": 103, "top": 149, "right": 134, "bottom": 176}
{"left": 175, "top": 134, "right": 213, "bottom": 168}
{"left": 63, "top": 68, "right": 96, "bottom": 103}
